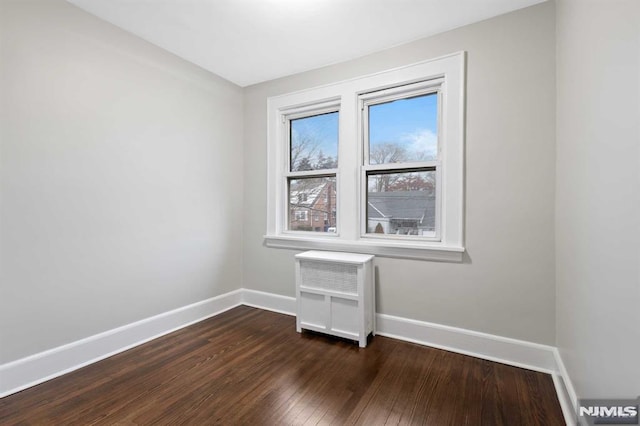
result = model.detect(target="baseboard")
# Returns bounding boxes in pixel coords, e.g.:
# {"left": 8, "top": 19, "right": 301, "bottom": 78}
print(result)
{"left": 241, "top": 288, "right": 296, "bottom": 316}
{"left": 0, "top": 289, "right": 243, "bottom": 398}
{"left": 553, "top": 348, "right": 578, "bottom": 425}
{"left": 375, "top": 313, "right": 557, "bottom": 373}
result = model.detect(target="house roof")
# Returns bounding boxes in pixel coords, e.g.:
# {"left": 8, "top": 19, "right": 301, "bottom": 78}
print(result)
{"left": 368, "top": 191, "right": 435, "bottom": 228}
{"left": 289, "top": 182, "right": 326, "bottom": 208}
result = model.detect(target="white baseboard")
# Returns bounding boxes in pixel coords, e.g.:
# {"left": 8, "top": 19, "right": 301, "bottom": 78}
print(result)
{"left": 0, "top": 289, "right": 243, "bottom": 398}
{"left": 375, "top": 313, "right": 558, "bottom": 373}
{"left": 242, "top": 288, "right": 296, "bottom": 316}
{"left": 0, "top": 287, "right": 576, "bottom": 426}
{"left": 553, "top": 348, "right": 578, "bottom": 425}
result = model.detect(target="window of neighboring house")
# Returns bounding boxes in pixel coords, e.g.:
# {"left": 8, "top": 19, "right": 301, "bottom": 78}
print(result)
{"left": 287, "top": 110, "right": 338, "bottom": 233}
{"left": 294, "top": 210, "right": 308, "bottom": 221}
{"left": 266, "top": 52, "right": 465, "bottom": 261}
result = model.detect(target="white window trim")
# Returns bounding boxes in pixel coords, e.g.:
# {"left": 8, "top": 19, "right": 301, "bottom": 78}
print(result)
{"left": 265, "top": 52, "right": 466, "bottom": 262}
{"left": 282, "top": 101, "right": 340, "bottom": 237}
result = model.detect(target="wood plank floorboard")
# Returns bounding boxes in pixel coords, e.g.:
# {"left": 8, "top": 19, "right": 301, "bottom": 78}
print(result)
{"left": 0, "top": 306, "right": 565, "bottom": 425}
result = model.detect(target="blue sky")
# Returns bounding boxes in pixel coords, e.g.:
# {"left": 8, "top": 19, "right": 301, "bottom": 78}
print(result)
{"left": 291, "top": 93, "right": 438, "bottom": 166}
{"left": 369, "top": 94, "right": 437, "bottom": 142}
{"left": 291, "top": 112, "right": 339, "bottom": 161}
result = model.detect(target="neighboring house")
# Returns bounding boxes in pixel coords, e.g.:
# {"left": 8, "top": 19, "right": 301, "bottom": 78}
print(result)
{"left": 367, "top": 191, "right": 435, "bottom": 235}
{"left": 289, "top": 181, "right": 336, "bottom": 232}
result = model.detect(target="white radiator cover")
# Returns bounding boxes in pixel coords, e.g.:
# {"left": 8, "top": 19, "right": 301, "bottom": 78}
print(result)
{"left": 294, "top": 251, "right": 375, "bottom": 347}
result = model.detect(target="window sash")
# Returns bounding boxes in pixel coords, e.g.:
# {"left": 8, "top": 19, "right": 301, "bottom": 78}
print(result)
{"left": 361, "top": 83, "right": 442, "bottom": 167}
{"left": 286, "top": 174, "right": 338, "bottom": 233}
{"left": 284, "top": 104, "right": 339, "bottom": 234}
{"left": 360, "top": 81, "right": 443, "bottom": 242}
{"left": 361, "top": 166, "right": 441, "bottom": 242}
{"left": 285, "top": 105, "right": 340, "bottom": 169}
{"left": 289, "top": 111, "right": 339, "bottom": 173}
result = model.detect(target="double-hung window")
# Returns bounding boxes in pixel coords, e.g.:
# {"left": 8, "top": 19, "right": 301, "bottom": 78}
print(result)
{"left": 286, "top": 107, "right": 339, "bottom": 233}
{"left": 361, "top": 81, "right": 442, "bottom": 241}
{"left": 266, "top": 52, "right": 465, "bottom": 261}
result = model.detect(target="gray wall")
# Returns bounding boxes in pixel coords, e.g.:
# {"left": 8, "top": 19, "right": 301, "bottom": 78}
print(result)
{"left": 0, "top": 0, "right": 244, "bottom": 363}
{"left": 243, "top": 2, "right": 557, "bottom": 345}
{"left": 556, "top": 0, "right": 640, "bottom": 398}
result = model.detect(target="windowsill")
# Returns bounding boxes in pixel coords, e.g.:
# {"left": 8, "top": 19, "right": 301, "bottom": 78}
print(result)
{"left": 264, "top": 234, "right": 464, "bottom": 262}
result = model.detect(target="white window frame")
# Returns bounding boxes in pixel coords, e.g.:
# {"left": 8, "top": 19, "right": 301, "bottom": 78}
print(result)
{"left": 294, "top": 210, "right": 308, "bottom": 222}
{"left": 360, "top": 80, "right": 443, "bottom": 242}
{"left": 282, "top": 102, "right": 340, "bottom": 236}
{"left": 265, "top": 52, "right": 465, "bottom": 262}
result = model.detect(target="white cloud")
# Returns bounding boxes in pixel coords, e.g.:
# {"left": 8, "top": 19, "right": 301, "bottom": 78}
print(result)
{"left": 402, "top": 128, "right": 437, "bottom": 160}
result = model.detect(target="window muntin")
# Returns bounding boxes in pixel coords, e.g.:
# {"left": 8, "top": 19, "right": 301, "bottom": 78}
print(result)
{"left": 361, "top": 82, "right": 441, "bottom": 241}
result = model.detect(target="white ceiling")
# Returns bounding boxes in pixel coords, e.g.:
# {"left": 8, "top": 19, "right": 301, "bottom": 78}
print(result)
{"left": 67, "top": 0, "right": 546, "bottom": 87}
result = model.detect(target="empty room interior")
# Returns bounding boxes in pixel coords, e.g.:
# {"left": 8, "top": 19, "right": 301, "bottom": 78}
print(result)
{"left": 1, "top": 0, "right": 638, "bottom": 424}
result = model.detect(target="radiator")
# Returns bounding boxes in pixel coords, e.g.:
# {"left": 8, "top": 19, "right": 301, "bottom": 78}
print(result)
{"left": 294, "top": 250, "right": 375, "bottom": 348}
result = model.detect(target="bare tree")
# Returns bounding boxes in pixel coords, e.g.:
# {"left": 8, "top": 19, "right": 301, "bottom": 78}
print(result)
{"left": 387, "top": 173, "right": 435, "bottom": 192}
{"left": 369, "top": 142, "right": 407, "bottom": 165}
{"left": 369, "top": 142, "right": 407, "bottom": 191}
{"left": 368, "top": 142, "right": 436, "bottom": 193}
{"left": 291, "top": 133, "right": 322, "bottom": 171}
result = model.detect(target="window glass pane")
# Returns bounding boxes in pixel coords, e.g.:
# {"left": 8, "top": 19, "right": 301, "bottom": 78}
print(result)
{"left": 289, "top": 176, "right": 337, "bottom": 232}
{"left": 290, "top": 112, "right": 338, "bottom": 171}
{"left": 368, "top": 93, "right": 438, "bottom": 165}
{"left": 367, "top": 171, "right": 435, "bottom": 236}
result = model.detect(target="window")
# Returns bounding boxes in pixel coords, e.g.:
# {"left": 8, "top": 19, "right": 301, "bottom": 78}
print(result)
{"left": 293, "top": 210, "right": 308, "bottom": 221}
{"left": 266, "top": 52, "right": 465, "bottom": 261}
{"left": 362, "top": 84, "right": 441, "bottom": 240}
{"left": 286, "top": 110, "right": 338, "bottom": 233}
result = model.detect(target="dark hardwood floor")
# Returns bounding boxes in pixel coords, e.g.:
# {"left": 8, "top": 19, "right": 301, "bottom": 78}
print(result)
{"left": 0, "top": 306, "right": 565, "bottom": 425}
